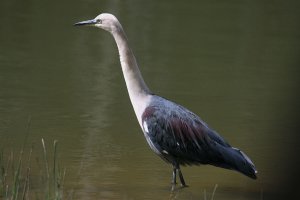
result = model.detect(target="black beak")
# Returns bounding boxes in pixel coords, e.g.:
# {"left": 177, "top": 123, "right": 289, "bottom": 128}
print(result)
{"left": 74, "top": 19, "right": 97, "bottom": 26}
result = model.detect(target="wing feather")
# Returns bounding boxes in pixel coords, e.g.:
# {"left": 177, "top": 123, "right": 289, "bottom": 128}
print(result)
{"left": 141, "top": 96, "right": 257, "bottom": 178}
{"left": 142, "top": 101, "right": 229, "bottom": 165}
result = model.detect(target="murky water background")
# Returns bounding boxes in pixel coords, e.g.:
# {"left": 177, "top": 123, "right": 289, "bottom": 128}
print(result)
{"left": 1, "top": 0, "right": 299, "bottom": 199}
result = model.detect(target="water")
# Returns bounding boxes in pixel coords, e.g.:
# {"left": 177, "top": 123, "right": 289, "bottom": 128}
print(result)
{"left": 0, "top": 0, "right": 299, "bottom": 199}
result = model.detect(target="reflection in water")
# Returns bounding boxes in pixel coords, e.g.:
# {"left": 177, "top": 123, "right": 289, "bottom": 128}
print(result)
{"left": 0, "top": 0, "right": 299, "bottom": 199}
{"left": 72, "top": 22, "right": 123, "bottom": 199}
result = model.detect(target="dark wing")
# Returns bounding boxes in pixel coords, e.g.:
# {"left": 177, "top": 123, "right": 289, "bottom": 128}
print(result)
{"left": 142, "top": 103, "right": 231, "bottom": 166}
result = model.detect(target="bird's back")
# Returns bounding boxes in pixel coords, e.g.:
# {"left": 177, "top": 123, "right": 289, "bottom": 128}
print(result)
{"left": 142, "top": 95, "right": 257, "bottom": 179}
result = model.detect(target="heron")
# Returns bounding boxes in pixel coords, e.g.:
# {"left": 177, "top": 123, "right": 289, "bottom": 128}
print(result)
{"left": 74, "top": 13, "right": 257, "bottom": 187}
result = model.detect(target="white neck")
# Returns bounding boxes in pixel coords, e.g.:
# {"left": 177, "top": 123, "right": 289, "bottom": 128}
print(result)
{"left": 110, "top": 26, "right": 151, "bottom": 126}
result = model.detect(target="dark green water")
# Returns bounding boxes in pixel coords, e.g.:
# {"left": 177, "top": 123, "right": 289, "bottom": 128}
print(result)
{"left": 1, "top": 0, "right": 299, "bottom": 199}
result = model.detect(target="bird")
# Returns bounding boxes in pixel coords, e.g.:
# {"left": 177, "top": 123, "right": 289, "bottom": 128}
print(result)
{"left": 74, "top": 13, "right": 257, "bottom": 187}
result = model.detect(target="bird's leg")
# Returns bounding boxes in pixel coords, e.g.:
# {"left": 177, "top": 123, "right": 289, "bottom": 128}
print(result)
{"left": 172, "top": 162, "right": 188, "bottom": 187}
{"left": 178, "top": 167, "right": 187, "bottom": 187}
{"left": 172, "top": 165, "right": 177, "bottom": 185}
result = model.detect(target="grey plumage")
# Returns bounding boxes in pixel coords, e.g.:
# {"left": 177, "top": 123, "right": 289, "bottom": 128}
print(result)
{"left": 142, "top": 95, "right": 257, "bottom": 182}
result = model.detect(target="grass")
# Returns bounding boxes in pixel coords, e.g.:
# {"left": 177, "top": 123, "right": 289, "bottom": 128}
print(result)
{"left": 203, "top": 184, "right": 218, "bottom": 200}
{"left": 0, "top": 139, "right": 66, "bottom": 200}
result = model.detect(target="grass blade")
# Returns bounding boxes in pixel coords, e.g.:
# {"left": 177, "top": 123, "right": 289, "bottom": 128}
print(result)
{"left": 211, "top": 184, "right": 218, "bottom": 200}
{"left": 41, "top": 138, "right": 50, "bottom": 199}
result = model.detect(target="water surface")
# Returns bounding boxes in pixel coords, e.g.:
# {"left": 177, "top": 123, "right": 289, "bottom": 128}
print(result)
{"left": 0, "top": 0, "right": 299, "bottom": 199}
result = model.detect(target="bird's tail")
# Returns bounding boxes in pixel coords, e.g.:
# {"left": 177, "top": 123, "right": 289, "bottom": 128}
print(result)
{"left": 214, "top": 144, "right": 257, "bottom": 179}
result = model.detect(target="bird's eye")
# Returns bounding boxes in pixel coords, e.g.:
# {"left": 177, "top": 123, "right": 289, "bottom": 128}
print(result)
{"left": 96, "top": 19, "right": 102, "bottom": 24}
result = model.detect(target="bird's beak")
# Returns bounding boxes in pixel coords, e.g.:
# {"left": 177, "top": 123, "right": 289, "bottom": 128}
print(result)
{"left": 74, "top": 19, "right": 97, "bottom": 26}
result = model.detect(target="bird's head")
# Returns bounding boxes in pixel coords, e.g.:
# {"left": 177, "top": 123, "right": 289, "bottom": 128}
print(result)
{"left": 74, "top": 13, "right": 121, "bottom": 33}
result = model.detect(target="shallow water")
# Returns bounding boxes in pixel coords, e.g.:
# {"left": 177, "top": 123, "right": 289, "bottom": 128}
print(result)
{"left": 0, "top": 0, "right": 299, "bottom": 199}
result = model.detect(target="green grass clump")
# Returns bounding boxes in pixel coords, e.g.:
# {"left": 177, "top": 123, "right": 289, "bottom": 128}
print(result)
{"left": 0, "top": 139, "right": 66, "bottom": 200}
